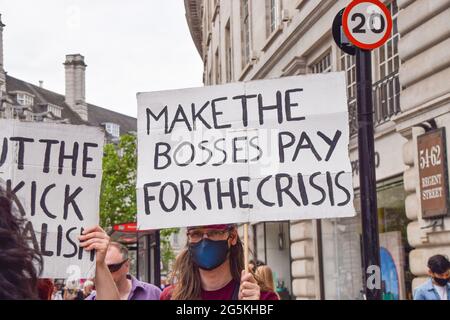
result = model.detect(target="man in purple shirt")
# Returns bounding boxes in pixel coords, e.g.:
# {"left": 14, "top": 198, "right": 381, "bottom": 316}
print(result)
{"left": 85, "top": 241, "right": 160, "bottom": 300}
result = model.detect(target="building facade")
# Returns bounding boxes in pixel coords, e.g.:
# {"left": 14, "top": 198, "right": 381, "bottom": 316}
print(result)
{"left": 0, "top": 14, "right": 136, "bottom": 142}
{"left": 184, "top": 0, "right": 450, "bottom": 299}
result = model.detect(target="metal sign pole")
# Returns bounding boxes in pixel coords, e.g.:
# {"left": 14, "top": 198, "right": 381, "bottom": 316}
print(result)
{"left": 356, "top": 48, "right": 381, "bottom": 300}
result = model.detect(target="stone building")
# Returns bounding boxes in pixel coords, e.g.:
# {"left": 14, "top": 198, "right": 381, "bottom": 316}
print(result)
{"left": 0, "top": 14, "right": 136, "bottom": 141}
{"left": 184, "top": 0, "right": 450, "bottom": 299}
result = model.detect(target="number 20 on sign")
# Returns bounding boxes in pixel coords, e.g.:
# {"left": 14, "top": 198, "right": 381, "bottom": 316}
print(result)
{"left": 343, "top": 0, "right": 393, "bottom": 50}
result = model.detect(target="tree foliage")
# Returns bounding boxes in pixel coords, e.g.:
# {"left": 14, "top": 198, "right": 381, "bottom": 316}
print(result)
{"left": 160, "top": 228, "right": 179, "bottom": 272}
{"left": 99, "top": 134, "right": 178, "bottom": 272}
{"left": 100, "top": 134, "right": 137, "bottom": 228}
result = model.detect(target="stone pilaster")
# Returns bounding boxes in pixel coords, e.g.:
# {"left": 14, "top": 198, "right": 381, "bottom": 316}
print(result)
{"left": 290, "top": 220, "right": 318, "bottom": 299}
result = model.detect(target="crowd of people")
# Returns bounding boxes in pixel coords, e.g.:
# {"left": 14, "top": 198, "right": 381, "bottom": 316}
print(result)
{"left": 0, "top": 183, "right": 283, "bottom": 300}
{"left": 35, "top": 278, "right": 95, "bottom": 300}
{"left": 1, "top": 181, "right": 449, "bottom": 300}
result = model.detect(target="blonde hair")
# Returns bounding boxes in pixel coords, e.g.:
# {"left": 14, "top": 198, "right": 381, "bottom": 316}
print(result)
{"left": 255, "top": 265, "right": 280, "bottom": 298}
{"left": 83, "top": 280, "right": 94, "bottom": 289}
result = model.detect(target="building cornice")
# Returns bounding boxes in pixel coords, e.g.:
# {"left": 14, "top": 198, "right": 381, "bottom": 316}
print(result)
{"left": 184, "top": 0, "right": 203, "bottom": 58}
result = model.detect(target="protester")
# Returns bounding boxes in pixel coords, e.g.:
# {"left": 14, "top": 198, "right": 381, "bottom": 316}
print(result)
{"left": 63, "top": 279, "right": 84, "bottom": 300}
{"left": 51, "top": 281, "right": 64, "bottom": 300}
{"left": 80, "top": 224, "right": 278, "bottom": 300}
{"left": 82, "top": 280, "right": 95, "bottom": 298}
{"left": 160, "top": 224, "right": 278, "bottom": 300}
{"left": 255, "top": 265, "right": 280, "bottom": 299}
{"left": 83, "top": 240, "right": 161, "bottom": 300}
{"left": 0, "top": 184, "right": 42, "bottom": 300}
{"left": 276, "top": 280, "right": 292, "bottom": 300}
{"left": 414, "top": 254, "right": 450, "bottom": 300}
{"left": 37, "top": 279, "right": 54, "bottom": 300}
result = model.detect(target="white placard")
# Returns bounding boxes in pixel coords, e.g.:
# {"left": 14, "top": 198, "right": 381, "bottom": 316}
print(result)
{"left": 137, "top": 73, "right": 355, "bottom": 229}
{"left": 0, "top": 120, "right": 104, "bottom": 279}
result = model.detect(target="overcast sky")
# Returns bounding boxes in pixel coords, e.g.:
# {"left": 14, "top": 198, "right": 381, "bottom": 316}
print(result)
{"left": 0, "top": 0, "right": 204, "bottom": 117}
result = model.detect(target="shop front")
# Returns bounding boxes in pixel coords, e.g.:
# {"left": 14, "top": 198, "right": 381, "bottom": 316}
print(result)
{"left": 319, "top": 131, "right": 411, "bottom": 299}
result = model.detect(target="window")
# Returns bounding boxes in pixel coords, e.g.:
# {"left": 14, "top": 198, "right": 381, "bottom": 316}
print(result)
{"left": 310, "top": 52, "right": 332, "bottom": 74}
{"left": 377, "top": 1, "right": 399, "bottom": 80}
{"left": 212, "top": 0, "right": 220, "bottom": 21}
{"left": 241, "top": 0, "right": 251, "bottom": 68}
{"left": 225, "top": 20, "right": 233, "bottom": 82}
{"left": 104, "top": 122, "right": 120, "bottom": 138}
{"left": 373, "top": 0, "right": 400, "bottom": 124}
{"left": 340, "top": 52, "right": 357, "bottom": 135}
{"left": 215, "top": 48, "right": 221, "bottom": 84}
{"left": 17, "top": 93, "right": 34, "bottom": 106}
{"left": 47, "top": 104, "right": 62, "bottom": 118}
{"left": 269, "top": 0, "right": 280, "bottom": 34}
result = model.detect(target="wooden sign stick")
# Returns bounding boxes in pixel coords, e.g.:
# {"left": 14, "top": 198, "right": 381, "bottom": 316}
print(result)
{"left": 244, "top": 223, "right": 249, "bottom": 273}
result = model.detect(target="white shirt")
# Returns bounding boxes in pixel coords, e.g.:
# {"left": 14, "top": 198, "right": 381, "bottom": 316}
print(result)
{"left": 52, "top": 291, "right": 63, "bottom": 300}
{"left": 433, "top": 284, "right": 448, "bottom": 300}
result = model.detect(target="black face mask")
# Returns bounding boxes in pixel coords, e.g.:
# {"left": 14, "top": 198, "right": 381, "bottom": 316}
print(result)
{"left": 433, "top": 277, "right": 450, "bottom": 286}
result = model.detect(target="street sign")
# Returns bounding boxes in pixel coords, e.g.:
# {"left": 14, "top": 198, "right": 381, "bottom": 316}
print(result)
{"left": 343, "top": 0, "right": 392, "bottom": 50}
{"left": 334, "top": 0, "right": 388, "bottom": 300}
{"left": 417, "top": 128, "right": 450, "bottom": 219}
{"left": 332, "top": 8, "right": 356, "bottom": 56}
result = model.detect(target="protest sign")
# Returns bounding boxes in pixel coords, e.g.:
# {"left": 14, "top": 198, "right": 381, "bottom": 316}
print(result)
{"left": 137, "top": 73, "right": 355, "bottom": 230}
{"left": 0, "top": 120, "right": 104, "bottom": 279}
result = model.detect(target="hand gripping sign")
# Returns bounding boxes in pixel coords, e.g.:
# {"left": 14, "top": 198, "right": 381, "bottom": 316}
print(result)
{"left": 343, "top": 0, "right": 393, "bottom": 50}
{"left": 136, "top": 73, "right": 356, "bottom": 230}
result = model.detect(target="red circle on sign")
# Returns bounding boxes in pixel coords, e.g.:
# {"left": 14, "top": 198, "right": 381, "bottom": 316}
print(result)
{"left": 343, "top": 0, "right": 393, "bottom": 50}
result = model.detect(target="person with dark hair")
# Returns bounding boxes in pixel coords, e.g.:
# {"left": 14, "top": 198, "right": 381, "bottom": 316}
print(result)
{"left": 0, "top": 184, "right": 42, "bottom": 300}
{"left": 414, "top": 254, "right": 450, "bottom": 300}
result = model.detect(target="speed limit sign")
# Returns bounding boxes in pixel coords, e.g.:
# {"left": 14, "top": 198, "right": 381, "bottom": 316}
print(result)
{"left": 343, "top": 0, "right": 392, "bottom": 50}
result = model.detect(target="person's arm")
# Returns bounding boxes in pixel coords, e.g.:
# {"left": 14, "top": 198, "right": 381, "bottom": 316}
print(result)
{"left": 79, "top": 225, "right": 120, "bottom": 300}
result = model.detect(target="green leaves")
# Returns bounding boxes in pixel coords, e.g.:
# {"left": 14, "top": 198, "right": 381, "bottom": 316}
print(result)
{"left": 160, "top": 228, "right": 179, "bottom": 272}
{"left": 100, "top": 134, "right": 137, "bottom": 228}
{"left": 99, "top": 134, "right": 177, "bottom": 274}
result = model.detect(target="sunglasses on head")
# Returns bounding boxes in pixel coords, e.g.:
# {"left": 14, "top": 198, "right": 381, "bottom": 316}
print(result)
{"left": 107, "top": 259, "right": 128, "bottom": 273}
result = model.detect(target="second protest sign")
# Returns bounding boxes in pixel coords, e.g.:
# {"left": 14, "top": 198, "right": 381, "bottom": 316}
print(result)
{"left": 137, "top": 73, "right": 355, "bottom": 229}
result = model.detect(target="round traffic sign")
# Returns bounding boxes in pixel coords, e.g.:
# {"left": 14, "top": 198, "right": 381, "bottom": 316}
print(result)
{"left": 343, "top": 0, "right": 392, "bottom": 50}
{"left": 332, "top": 8, "right": 356, "bottom": 56}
